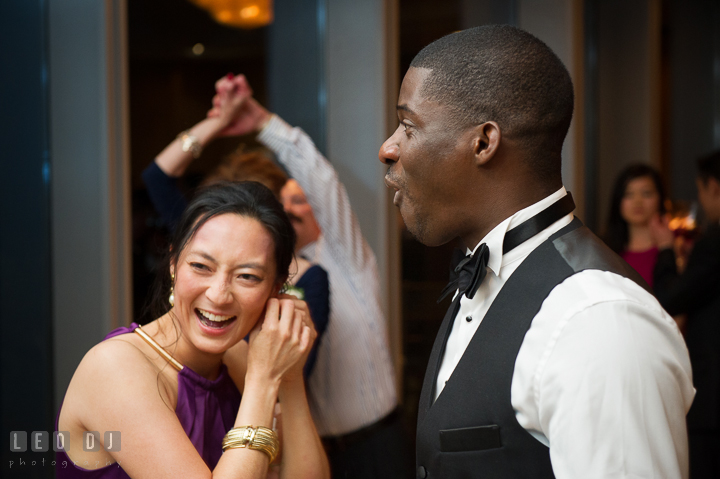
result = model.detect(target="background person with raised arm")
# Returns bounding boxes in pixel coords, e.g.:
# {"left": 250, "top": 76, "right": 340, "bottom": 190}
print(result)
{"left": 141, "top": 81, "right": 329, "bottom": 379}
{"left": 210, "top": 75, "right": 405, "bottom": 479}
{"left": 378, "top": 25, "right": 694, "bottom": 479}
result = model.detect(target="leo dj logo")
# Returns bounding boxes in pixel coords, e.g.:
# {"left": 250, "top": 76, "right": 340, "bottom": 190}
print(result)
{"left": 10, "top": 431, "right": 121, "bottom": 452}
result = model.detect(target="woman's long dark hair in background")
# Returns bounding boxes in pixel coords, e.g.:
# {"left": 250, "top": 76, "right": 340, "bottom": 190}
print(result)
{"left": 604, "top": 164, "right": 666, "bottom": 255}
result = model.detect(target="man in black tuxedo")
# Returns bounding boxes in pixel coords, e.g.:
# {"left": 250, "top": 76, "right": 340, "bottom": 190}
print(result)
{"left": 379, "top": 25, "right": 694, "bottom": 478}
{"left": 654, "top": 150, "right": 720, "bottom": 478}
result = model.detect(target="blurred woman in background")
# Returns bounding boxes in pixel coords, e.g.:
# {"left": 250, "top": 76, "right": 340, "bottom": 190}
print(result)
{"left": 605, "top": 164, "right": 667, "bottom": 287}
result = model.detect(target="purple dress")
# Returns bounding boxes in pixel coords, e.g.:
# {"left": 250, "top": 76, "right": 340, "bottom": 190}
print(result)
{"left": 55, "top": 323, "right": 242, "bottom": 478}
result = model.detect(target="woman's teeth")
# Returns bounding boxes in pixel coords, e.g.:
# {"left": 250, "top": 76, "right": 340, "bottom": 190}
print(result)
{"left": 196, "top": 308, "right": 236, "bottom": 329}
{"left": 198, "top": 309, "right": 233, "bottom": 322}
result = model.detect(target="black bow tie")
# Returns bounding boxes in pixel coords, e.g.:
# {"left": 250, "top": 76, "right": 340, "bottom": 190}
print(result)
{"left": 437, "top": 245, "right": 489, "bottom": 303}
{"left": 437, "top": 193, "right": 576, "bottom": 303}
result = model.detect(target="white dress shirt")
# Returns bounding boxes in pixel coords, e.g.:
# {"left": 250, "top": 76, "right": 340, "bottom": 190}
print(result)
{"left": 258, "top": 115, "right": 397, "bottom": 436}
{"left": 436, "top": 188, "right": 695, "bottom": 478}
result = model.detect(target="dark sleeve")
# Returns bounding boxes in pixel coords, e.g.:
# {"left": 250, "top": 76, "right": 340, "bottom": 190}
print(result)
{"left": 295, "top": 265, "right": 330, "bottom": 378}
{"left": 653, "top": 230, "right": 720, "bottom": 316}
{"left": 141, "top": 161, "right": 187, "bottom": 232}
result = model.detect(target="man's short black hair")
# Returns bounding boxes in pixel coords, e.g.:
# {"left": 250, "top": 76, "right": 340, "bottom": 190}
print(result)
{"left": 697, "top": 150, "right": 720, "bottom": 183}
{"left": 410, "top": 24, "right": 574, "bottom": 181}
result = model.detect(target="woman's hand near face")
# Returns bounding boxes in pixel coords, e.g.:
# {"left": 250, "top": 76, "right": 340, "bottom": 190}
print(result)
{"left": 266, "top": 297, "right": 329, "bottom": 479}
{"left": 276, "top": 294, "right": 318, "bottom": 383}
{"left": 246, "top": 297, "right": 315, "bottom": 384}
{"left": 649, "top": 214, "right": 675, "bottom": 250}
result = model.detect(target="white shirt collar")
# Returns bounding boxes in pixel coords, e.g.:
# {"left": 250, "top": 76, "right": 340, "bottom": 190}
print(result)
{"left": 469, "top": 187, "right": 569, "bottom": 275}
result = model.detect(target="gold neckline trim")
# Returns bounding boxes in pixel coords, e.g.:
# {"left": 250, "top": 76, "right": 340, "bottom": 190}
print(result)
{"left": 134, "top": 325, "right": 184, "bottom": 371}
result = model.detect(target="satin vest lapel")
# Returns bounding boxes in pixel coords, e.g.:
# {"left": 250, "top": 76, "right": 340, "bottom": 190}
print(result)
{"left": 418, "top": 295, "right": 461, "bottom": 423}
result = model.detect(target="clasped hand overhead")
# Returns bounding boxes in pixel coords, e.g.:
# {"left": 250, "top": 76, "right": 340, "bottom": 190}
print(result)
{"left": 207, "top": 73, "right": 271, "bottom": 137}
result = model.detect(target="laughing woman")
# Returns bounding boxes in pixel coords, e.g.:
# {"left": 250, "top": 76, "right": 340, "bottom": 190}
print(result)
{"left": 56, "top": 182, "right": 330, "bottom": 479}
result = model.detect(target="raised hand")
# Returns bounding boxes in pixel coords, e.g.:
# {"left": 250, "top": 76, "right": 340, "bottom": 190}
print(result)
{"left": 209, "top": 74, "right": 246, "bottom": 116}
{"left": 208, "top": 74, "right": 271, "bottom": 137}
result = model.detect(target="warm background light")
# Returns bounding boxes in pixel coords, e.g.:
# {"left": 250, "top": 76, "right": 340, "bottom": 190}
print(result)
{"left": 241, "top": 6, "right": 260, "bottom": 19}
{"left": 668, "top": 216, "right": 697, "bottom": 235}
{"left": 188, "top": 0, "right": 273, "bottom": 29}
{"left": 667, "top": 201, "right": 699, "bottom": 239}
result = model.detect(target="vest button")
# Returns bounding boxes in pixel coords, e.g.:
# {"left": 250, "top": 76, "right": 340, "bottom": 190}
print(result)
{"left": 417, "top": 465, "right": 427, "bottom": 478}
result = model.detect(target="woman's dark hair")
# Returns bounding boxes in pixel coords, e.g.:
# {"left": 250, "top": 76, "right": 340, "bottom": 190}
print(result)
{"left": 146, "top": 181, "right": 296, "bottom": 321}
{"left": 604, "top": 164, "right": 666, "bottom": 254}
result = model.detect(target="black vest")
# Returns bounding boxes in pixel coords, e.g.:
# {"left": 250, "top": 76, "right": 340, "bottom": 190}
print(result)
{"left": 416, "top": 219, "right": 648, "bottom": 479}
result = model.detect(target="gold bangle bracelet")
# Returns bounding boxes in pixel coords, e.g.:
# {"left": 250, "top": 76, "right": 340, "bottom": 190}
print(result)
{"left": 222, "top": 426, "right": 279, "bottom": 463}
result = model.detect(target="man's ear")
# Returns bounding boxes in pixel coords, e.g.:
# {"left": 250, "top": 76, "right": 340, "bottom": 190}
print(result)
{"left": 472, "top": 121, "right": 501, "bottom": 166}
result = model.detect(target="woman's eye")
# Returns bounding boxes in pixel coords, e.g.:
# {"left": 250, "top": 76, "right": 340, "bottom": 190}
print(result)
{"left": 190, "top": 262, "right": 209, "bottom": 271}
{"left": 238, "top": 273, "right": 260, "bottom": 282}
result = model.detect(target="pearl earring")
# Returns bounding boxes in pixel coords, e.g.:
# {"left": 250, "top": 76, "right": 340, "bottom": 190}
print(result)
{"left": 169, "top": 273, "right": 175, "bottom": 307}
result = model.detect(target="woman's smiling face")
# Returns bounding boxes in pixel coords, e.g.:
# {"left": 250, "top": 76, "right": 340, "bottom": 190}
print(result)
{"left": 171, "top": 213, "right": 279, "bottom": 357}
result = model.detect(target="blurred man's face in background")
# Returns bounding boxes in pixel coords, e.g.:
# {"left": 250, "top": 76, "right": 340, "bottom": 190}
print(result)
{"left": 281, "top": 179, "right": 321, "bottom": 250}
{"left": 696, "top": 176, "right": 720, "bottom": 223}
